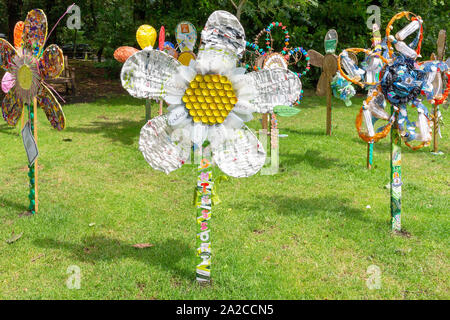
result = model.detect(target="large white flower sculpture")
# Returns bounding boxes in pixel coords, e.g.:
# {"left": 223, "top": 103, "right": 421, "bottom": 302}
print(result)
{"left": 121, "top": 11, "right": 301, "bottom": 177}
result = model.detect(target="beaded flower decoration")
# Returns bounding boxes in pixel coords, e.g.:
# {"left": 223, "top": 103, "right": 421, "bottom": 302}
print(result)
{"left": 0, "top": 9, "right": 66, "bottom": 130}
{"left": 244, "top": 21, "right": 310, "bottom": 105}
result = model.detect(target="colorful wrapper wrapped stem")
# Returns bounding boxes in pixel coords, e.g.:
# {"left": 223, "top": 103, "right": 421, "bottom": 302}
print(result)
{"left": 196, "top": 157, "right": 213, "bottom": 283}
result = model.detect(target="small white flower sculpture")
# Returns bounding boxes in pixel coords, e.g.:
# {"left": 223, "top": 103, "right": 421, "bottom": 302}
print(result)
{"left": 121, "top": 11, "right": 301, "bottom": 177}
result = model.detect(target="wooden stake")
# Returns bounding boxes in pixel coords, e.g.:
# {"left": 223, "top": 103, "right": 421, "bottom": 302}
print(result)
{"left": 322, "top": 54, "right": 338, "bottom": 136}
{"left": 20, "top": 111, "right": 25, "bottom": 131}
{"left": 145, "top": 99, "right": 152, "bottom": 121}
{"left": 159, "top": 100, "right": 163, "bottom": 116}
{"left": 326, "top": 77, "right": 332, "bottom": 136}
{"left": 262, "top": 113, "right": 269, "bottom": 132}
{"left": 33, "top": 97, "right": 38, "bottom": 213}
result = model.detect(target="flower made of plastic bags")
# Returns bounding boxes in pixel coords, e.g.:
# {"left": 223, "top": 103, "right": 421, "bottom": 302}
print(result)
{"left": 121, "top": 11, "right": 301, "bottom": 178}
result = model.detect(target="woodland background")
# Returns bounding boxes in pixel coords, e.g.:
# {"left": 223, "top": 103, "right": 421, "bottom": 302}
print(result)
{"left": 1, "top": 0, "right": 449, "bottom": 87}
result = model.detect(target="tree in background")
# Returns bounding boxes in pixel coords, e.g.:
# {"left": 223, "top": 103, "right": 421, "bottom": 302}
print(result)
{"left": 0, "top": 0, "right": 447, "bottom": 86}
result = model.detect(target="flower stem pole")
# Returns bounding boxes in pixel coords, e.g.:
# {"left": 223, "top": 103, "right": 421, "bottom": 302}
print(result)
{"left": 270, "top": 114, "right": 279, "bottom": 172}
{"left": 196, "top": 154, "right": 213, "bottom": 283}
{"left": 145, "top": 99, "right": 152, "bottom": 121}
{"left": 433, "top": 104, "right": 438, "bottom": 153}
{"left": 390, "top": 110, "right": 401, "bottom": 231}
{"left": 326, "top": 76, "right": 332, "bottom": 136}
{"left": 159, "top": 100, "right": 163, "bottom": 116}
{"left": 27, "top": 97, "right": 38, "bottom": 214}
{"left": 367, "top": 142, "right": 374, "bottom": 169}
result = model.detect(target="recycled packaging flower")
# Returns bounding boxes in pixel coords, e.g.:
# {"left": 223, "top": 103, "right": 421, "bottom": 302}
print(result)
{"left": 338, "top": 12, "right": 450, "bottom": 150}
{"left": 0, "top": 9, "right": 65, "bottom": 130}
{"left": 121, "top": 11, "right": 301, "bottom": 177}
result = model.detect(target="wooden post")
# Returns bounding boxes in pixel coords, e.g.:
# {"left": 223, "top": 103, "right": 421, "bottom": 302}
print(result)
{"left": 326, "top": 77, "right": 332, "bottom": 136}
{"left": 145, "top": 99, "right": 152, "bottom": 121}
{"left": 33, "top": 97, "right": 38, "bottom": 213}
{"left": 19, "top": 111, "right": 24, "bottom": 131}
{"left": 323, "top": 54, "right": 338, "bottom": 136}
{"left": 159, "top": 100, "right": 163, "bottom": 116}
{"left": 262, "top": 113, "right": 269, "bottom": 132}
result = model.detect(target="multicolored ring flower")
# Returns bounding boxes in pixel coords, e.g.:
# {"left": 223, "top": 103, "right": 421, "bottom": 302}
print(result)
{"left": 0, "top": 9, "right": 66, "bottom": 130}
{"left": 121, "top": 11, "right": 302, "bottom": 177}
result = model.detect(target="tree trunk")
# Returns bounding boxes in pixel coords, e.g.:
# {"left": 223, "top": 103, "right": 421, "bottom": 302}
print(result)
{"left": 230, "top": 0, "right": 247, "bottom": 21}
{"left": 97, "top": 47, "right": 104, "bottom": 62}
{"left": 6, "top": 0, "right": 23, "bottom": 44}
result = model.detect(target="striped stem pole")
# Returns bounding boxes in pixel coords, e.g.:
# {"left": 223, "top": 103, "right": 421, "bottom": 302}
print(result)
{"left": 27, "top": 98, "right": 38, "bottom": 214}
{"left": 367, "top": 142, "right": 374, "bottom": 169}
{"left": 196, "top": 154, "right": 213, "bottom": 283}
{"left": 390, "top": 111, "right": 401, "bottom": 231}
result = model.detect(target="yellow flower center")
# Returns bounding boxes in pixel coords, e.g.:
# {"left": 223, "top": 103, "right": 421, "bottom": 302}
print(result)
{"left": 17, "top": 64, "right": 33, "bottom": 90}
{"left": 182, "top": 74, "right": 238, "bottom": 125}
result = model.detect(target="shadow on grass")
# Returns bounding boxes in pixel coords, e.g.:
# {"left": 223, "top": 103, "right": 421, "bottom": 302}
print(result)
{"left": 89, "top": 95, "right": 145, "bottom": 107}
{"left": 65, "top": 119, "right": 143, "bottom": 145}
{"left": 230, "top": 195, "right": 370, "bottom": 223}
{"left": 281, "top": 149, "right": 341, "bottom": 169}
{"left": 0, "top": 197, "right": 27, "bottom": 212}
{"left": 281, "top": 128, "right": 326, "bottom": 137}
{"left": 34, "top": 236, "right": 193, "bottom": 281}
{"left": 0, "top": 124, "right": 20, "bottom": 137}
{"left": 350, "top": 137, "right": 439, "bottom": 155}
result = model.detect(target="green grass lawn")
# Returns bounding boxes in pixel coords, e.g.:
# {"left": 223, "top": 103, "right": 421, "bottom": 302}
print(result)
{"left": 0, "top": 94, "right": 448, "bottom": 299}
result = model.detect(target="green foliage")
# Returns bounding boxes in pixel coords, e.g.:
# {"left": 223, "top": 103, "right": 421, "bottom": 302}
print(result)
{"left": 94, "top": 59, "right": 123, "bottom": 79}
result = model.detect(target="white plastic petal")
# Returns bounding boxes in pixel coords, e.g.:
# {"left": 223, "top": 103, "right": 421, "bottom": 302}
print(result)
{"left": 191, "top": 122, "right": 209, "bottom": 146}
{"left": 212, "top": 125, "right": 266, "bottom": 178}
{"left": 177, "top": 65, "right": 197, "bottom": 84}
{"left": 223, "top": 111, "right": 244, "bottom": 129}
{"left": 230, "top": 110, "right": 253, "bottom": 122}
{"left": 207, "top": 124, "right": 229, "bottom": 147}
{"left": 242, "top": 68, "right": 302, "bottom": 114}
{"left": 138, "top": 115, "right": 191, "bottom": 174}
{"left": 121, "top": 48, "right": 186, "bottom": 101}
{"left": 196, "top": 11, "right": 246, "bottom": 74}
{"left": 167, "top": 106, "right": 191, "bottom": 129}
{"left": 233, "top": 100, "right": 257, "bottom": 115}
{"left": 165, "top": 94, "right": 183, "bottom": 105}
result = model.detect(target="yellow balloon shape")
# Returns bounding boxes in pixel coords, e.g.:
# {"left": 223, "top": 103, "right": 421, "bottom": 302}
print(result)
{"left": 136, "top": 25, "right": 157, "bottom": 49}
